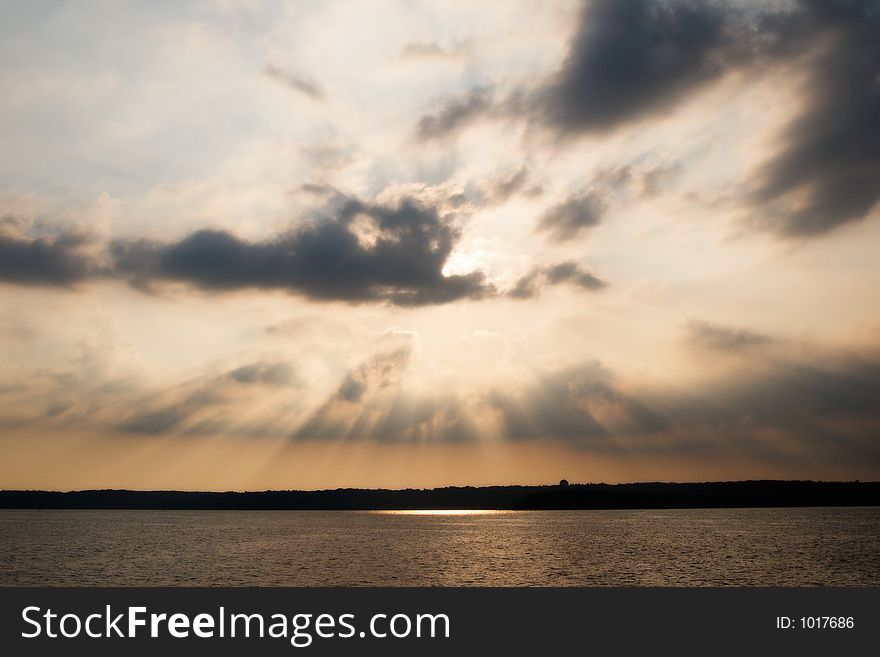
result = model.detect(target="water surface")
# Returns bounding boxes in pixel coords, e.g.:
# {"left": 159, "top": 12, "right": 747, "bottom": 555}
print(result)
{"left": 1, "top": 507, "right": 877, "bottom": 586}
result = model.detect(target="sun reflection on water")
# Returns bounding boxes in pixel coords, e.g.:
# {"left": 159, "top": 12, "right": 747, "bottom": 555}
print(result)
{"left": 371, "top": 509, "right": 509, "bottom": 516}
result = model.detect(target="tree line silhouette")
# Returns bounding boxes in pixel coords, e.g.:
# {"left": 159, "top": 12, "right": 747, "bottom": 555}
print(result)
{"left": 0, "top": 480, "right": 877, "bottom": 510}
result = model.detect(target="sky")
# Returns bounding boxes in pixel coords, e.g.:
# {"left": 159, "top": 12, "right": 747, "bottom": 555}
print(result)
{"left": 1, "top": 0, "right": 879, "bottom": 490}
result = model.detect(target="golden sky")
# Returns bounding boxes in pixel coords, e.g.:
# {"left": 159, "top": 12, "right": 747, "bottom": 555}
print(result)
{"left": 1, "top": 0, "right": 879, "bottom": 489}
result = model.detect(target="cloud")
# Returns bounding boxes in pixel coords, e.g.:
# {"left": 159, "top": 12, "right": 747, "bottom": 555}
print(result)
{"left": 228, "top": 360, "right": 296, "bottom": 386}
{"left": 299, "top": 182, "right": 339, "bottom": 197}
{"left": 116, "top": 406, "right": 189, "bottom": 435}
{"left": 300, "top": 390, "right": 477, "bottom": 443}
{"left": 477, "top": 166, "right": 543, "bottom": 206}
{"left": 113, "top": 358, "right": 298, "bottom": 437}
{"left": 114, "top": 381, "right": 232, "bottom": 437}
{"left": 640, "top": 163, "right": 681, "bottom": 198}
{"left": 484, "top": 345, "right": 880, "bottom": 469}
{"left": 410, "top": 0, "right": 802, "bottom": 141}
{"left": 400, "top": 39, "right": 472, "bottom": 59}
{"left": 8, "top": 307, "right": 877, "bottom": 470}
{"left": 535, "top": 0, "right": 761, "bottom": 135}
{"left": 301, "top": 139, "right": 358, "bottom": 171}
{"left": 545, "top": 261, "right": 605, "bottom": 288}
{"left": 415, "top": 86, "right": 494, "bottom": 141}
{"left": 336, "top": 374, "right": 367, "bottom": 403}
{"left": 0, "top": 195, "right": 496, "bottom": 306}
{"left": 552, "top": 0, "right": 880, "bottom": 237}
{"left": 526, "top": 0, "right": 825, "bottom": 138}
{"left": 487, "top": 361, "right": 666, "bottom": 442}
{"left": 535, "top": 192, "right": 606, "bottom": 242}
{"left": 294, "top": 337, "right": 478, "bottom": 442}
{"left": 44, "top": 336, "right": 880, "bottom": 461}
{"left": 264, "top": 64, "right": 325, "bottom": 100}
{"left": 509, "top": 260, "right": 607, "bottom": 299}
{"left": 334, "top": 344, "right": 412, "bottom": 404}
{"left": 685, "top": 319, "right": 774, "bottom": 352}
{"left": 524, "top": 161, "right": 676, "bottom": 241}
{"left": 47, "top": 339, "right": 880, "bottom": 470}
{"left": 0, "top": 309, "right": 157, "bottom": 431}
{"left": 592, "top": 162, "right": 680, "bottom": 199}
{"left": 109, "top": 196, "right": 494, "bottom": 306}
{"left": 406, "top": 1, "right": 878, "bottom": 237}
{"left": 666, "top": 349, "right": 880, "bottom": 468}
{"left": 0, "top": 221, "right": 100, "bottom": 286}
{"left": 748, "top": 0, "right": 880, "bottom": 236}
{"left": 0, "top": 304, "right": 38, "bottom": 341}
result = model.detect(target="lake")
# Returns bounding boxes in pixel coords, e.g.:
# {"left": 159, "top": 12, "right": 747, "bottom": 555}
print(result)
{"left": 1, "top": 507, "right": 877, "bottom": 586}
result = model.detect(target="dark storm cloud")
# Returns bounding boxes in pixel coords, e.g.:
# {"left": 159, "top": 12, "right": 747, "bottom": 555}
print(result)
{"left": 749, "top": 0, "right": 880, "bottom": 236}
{"left": 532, "top": 0, "right": 803, "bottom": 135}
{"left": 110, "top": 197, "right": 495, "bottom": 306}
{"left": 0, "top": 197, "right": 495, "bottom": 306}
{"left": 509, "top": 260, "right": 607, "bottom": 299}
{"left": 264, "top": 64, "right": 325, "bottom": 100}
{"left": 535, "top": 192, "right": 606, "bottom": 242}
{"left": 538, "top": 0, "right": 727, "bottom": 133}
{"left": 552, "top": 0, "right": 880, "bottom": 236}
{"left": 685, "top": 320, "right": 774, "bottom": 352}
{"left": 409, "top": 1, "right": 879, "bottom": 236}
{"left": 0, "top": 223, "right": 99, "bottom": 286}
{"left": 544, "top": 0, "right": 831, "bottom": 135}
{"left": 415, "top": 86, "right": 494, "bottom": 141}
{"left": 411, "top": 0, "right": 803, "bottom": 140}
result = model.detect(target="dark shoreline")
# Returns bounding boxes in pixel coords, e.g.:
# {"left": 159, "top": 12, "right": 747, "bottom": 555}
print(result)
{"left": 1, "top": 480, "right": 878, "bottom": 511}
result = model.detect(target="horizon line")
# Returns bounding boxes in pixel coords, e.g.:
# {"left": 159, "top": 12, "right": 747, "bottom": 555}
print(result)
{"left": 1, "top": 478, "right": 878, "bottom": 495}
